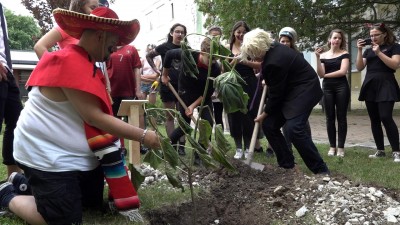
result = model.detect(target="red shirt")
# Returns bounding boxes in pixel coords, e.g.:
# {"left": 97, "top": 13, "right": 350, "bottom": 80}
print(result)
{"left": 107, "top": 45, "right": 141, "bottom": 97}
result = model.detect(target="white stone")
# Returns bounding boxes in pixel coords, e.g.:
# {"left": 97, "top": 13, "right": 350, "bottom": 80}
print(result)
{"left": 295, "top": 205, "right": 308, "bottom": 217}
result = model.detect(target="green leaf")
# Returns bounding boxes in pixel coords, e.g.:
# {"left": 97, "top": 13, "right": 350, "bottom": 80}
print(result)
{"left": 166, "top": 169, "right": 184, "bottom": 192}
{"left": 143, "top": 149, "right": 163, "bottom": 169}
{"left": 221, "top": 60, "right": 232, "bottom": 72}
{"left": 160, "top": 137, "right": 179, "bottom": 169}
{"left": 210, "top": 145, "right": 236, "bottom": 171}
{"left": 177, "top": 114, "right": 193, "bottom": 135}
{"left": 198, "top": 119, "right": 212, "bottom": 147}
{"left": 214, "top": 124, "right": 232, "bottom": 154}
{"left": 196, "top": 152, "right": 217, "bottom": 169}
{"left": 218, "top": 44, "right": 231, "bottom": 57}
{"left": 186, "top": 135, "right": 208, "bottom": 155}
{"left": 129, "top": 164, "right": 145, "bottom": 191}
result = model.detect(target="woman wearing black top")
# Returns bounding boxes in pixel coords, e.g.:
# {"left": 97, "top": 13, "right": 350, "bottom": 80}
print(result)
{"left": 146, "top": 23, "right": 187, "bottom": 154}
{"left": 315, "top": 29, "right": 350, "bottom": 157}
{"left": 356, "top": 23, "right": 400, "bottom": 162}
{"left": 227, "top": 21, "right": 262, "bottom": 160}
{"left": 163, "top": 38, "right": 221, "bottom": 162}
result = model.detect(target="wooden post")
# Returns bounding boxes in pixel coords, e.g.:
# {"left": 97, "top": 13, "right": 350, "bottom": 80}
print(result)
{"left": 117, "top": 100, "right": 148, "bottom": 166}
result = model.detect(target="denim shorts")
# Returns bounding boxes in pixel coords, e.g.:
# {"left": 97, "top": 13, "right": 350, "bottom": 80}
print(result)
{"left": 18, "top": 163, "right": 104, "bottom": 225}
{"left": 140, "top": 82, "right": 152, "bottom": 94}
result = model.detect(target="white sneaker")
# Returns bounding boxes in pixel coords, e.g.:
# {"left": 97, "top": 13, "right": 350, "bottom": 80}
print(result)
{"left": 393, "top": 152, "right": 400, "bottom": 162}
{"left": 234, "top": 149, "right": 243, "bottom": 159}
{"left": 244, "top": 149, "right": 249, "bottom": 159}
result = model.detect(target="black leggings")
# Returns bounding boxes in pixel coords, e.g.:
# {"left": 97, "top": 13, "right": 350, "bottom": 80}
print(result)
{"left": 323, "top": 80, "right": 350, "bottom": 148}
{"left": 365, "top": 101, "right": 399, "bottom": 151}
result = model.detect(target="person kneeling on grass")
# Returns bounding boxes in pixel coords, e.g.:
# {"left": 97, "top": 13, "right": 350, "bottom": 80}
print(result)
{"left": 0, "top": 7, "right": 160, "bottom": 225}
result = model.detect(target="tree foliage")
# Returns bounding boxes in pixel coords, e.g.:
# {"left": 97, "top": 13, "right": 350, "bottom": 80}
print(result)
{"left": 4, "top": 9, "right": 41, "bottom": 50}
{"left": 21, "top": 0, "right": 115, "bottom": 34}
{"left": 195, "top": 0, "right": 400, "bottom": 50}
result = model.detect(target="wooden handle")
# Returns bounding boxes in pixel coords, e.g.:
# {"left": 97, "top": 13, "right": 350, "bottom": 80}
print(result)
{"left": 167, "top": 82, "right": 197, "bottom": 124}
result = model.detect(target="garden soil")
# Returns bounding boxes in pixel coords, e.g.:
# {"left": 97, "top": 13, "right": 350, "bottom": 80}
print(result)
{"left": 145, "top": 113, "right": 400, "bottom": 225}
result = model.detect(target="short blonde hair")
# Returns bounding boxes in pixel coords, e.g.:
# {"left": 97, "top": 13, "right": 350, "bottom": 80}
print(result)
{"left": 241, "top": 28, "right": 273, "bottom": 61}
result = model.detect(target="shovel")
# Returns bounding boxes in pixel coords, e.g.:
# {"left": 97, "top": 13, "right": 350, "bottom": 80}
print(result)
{"left": 167, "top": 82, "right": 197, "bottom": 124}
{"left": 244, "top": 84, "right": 268, "bottom": 171}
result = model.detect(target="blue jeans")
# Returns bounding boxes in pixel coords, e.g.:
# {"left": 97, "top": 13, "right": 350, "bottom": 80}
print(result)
{"left": 263, "top": 110, "right": 329, "bottom": 174}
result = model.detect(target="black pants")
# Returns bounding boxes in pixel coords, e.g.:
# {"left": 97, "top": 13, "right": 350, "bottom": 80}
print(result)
{"left": 323, "top": 80, "right": 350, "bottom": 148}
{"left": 212, "top": 101, "right": 224, "bottom": 130}
{"left": 0, "top": 70, "right": 23, "bottom": 165}
{"left": 169, "top": 96, "right": 214, "bottom": 144}
{"left": 365, "top": 101, "right": 399, "bottom": 151}
{"left": 263, "top": 110, "right": 329, "bottom": 174}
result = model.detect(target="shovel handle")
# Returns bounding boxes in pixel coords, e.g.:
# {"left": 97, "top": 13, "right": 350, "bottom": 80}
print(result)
{"left": 167, "top": 82, "right": 197, "bottom": 124}
{"left": 245, "top": 84, "right": 268, "bottom": 164}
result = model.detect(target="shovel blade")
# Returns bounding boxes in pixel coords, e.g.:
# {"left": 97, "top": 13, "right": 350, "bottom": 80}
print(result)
{"left": 248, "top": 162, "right": 265, "bottom": 171}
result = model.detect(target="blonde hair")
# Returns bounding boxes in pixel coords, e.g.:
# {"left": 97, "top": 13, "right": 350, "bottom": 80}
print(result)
{"left": 241, "top": 28, "right": 273, "bottom": 61}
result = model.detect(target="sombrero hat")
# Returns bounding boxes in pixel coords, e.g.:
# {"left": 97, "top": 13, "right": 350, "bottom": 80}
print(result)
{"left": 53, "top": 7, "right": 140, "bottom": 46}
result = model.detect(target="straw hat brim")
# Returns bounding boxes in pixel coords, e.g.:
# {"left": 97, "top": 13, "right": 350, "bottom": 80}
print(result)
{"left": 53, "top": 8, "right": 140, "bottom": 46}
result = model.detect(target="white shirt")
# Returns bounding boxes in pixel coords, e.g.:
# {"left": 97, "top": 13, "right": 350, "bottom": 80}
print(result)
{"left": 14, "top": 87, "right": 100, "bottom": 172}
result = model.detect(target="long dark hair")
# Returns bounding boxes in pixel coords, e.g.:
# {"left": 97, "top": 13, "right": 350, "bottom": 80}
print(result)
{"left": 229, "top": 21, "right": 250, "bottom": 49}
{"left": 370, "top": 23, "right": 396, "bottom": 45}
{"left": 167, "top": 23, "right": 187, "bottom": 43}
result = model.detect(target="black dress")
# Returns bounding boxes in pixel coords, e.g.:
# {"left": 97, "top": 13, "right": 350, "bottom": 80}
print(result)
{"left": 359, "top": 44, "right": 400, "bottom": 102}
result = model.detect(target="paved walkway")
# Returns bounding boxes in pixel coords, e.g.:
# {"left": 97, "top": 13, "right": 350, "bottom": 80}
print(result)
{"left": 309, "top": 112, "right": 400, "bottom": 149}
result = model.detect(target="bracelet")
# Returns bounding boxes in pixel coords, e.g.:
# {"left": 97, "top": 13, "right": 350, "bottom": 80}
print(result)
{"left": 140, "top": 129, "right": 148, "bottom": 145}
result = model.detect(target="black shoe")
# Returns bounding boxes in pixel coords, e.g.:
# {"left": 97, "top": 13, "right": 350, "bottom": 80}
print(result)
{"left": 140, "top": 146, "right": 149, "bottom": 155}
{"left": 0, "top": 182, "right": 16, "bottom": 208}
{"left": 8, "top": 172, "right": 31, "bottom": 195}
{"left": 266, "top": 148, "right": 275, "bottom": 158}
{"left": 194, "top": 152, "right": 202, "bottom": 166}
{"left": 178, "top": 146, "right": 186, "bottom": 156}
{"left": 254, "top": 147, "right": 263, "bottom": 153}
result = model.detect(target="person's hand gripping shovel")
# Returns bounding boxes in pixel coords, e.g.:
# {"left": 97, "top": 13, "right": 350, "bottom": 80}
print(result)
{"left": 244, "top": 84, "right": 267, "bottom": 171}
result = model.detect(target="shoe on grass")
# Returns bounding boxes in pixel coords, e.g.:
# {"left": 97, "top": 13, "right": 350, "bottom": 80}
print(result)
{"left": 8, "top": 172, "right": 31, "bottom": 195}
{"left": 393, "top": 152, "right": 400, "bottom": 162}
{"left": 369, "top": 150, "right": 386, "bottom": 158}
{"left": 254, "top": 147, "right": 263, "bottom": 153}
{"left": 266, "top": 148, "right": 274, "bottom": 158}
{"left": 244, "top": 149, "right": 249, "bottom": 159}
{"left": 327, "top": 148, "right": 336, "bottom": 156}
{"left": 178, "top": 146, "right": 186, "bottom": 156}
{"left": 234, "top": 149, "right": 243, "bottom": 159}
{"left": 0, "top": 182, "right": 16, "bottom": 208}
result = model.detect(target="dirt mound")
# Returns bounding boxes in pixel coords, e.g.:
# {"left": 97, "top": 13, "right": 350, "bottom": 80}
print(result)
{"left": 146, "top": 160, "right": 312, "bottom": 225}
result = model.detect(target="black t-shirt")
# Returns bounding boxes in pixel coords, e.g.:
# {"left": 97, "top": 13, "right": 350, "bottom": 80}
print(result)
{"left": 363, "top": 43, "right": 400, "bottom": 74}
{"left": 164, "top": 49, "right": 221, "bottom": 102}
{"left": 155, "top": 42, "right": 181, "bottom": 84}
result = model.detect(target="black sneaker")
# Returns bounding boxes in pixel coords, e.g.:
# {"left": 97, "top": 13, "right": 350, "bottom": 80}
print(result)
{"left": 8, "top": 172, "right": 31, "bottom": 195}
{"left": 0, "top": 182, "right": 16, "bottom": 208}
{"left": 194, "top": 153, "right": 202, "bottom": 166}
{"left": 266, "top": 148, "right": 275, "bottom": 158}
{"left": 369, "top": 150, "right": 385, "bottom": 159}
{"left": 254, "top": 147, "right": 263, "bottom": 153}
{"left": 178, "top": 146, "right": 186, "bottom": 156}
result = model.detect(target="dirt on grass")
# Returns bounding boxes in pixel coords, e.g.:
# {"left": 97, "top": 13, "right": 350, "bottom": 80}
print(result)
{"left": 146, "top": 160, "right": 318, "bottom": 225}
{"left": 145, "top": 112, "right": 400, "bottom": 225}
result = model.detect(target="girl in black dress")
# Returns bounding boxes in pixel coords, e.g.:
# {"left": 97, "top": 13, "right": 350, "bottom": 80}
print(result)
{"left": 356, "top": 23, "right": 400, "bottom": 162}
{"left": 315, "top": 29, "right": 350, "bottom": 157}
